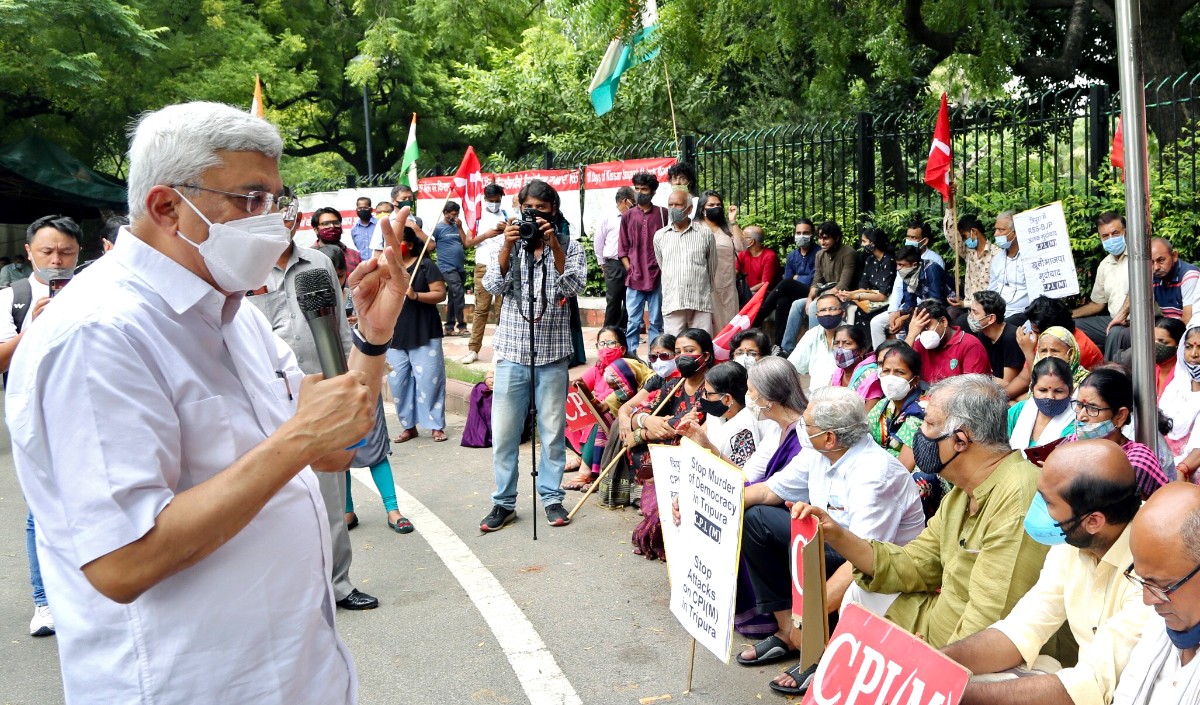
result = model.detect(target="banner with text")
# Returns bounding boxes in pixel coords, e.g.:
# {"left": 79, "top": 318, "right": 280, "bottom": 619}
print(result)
{"left": 491, "top": 169, "right": 584, "bottom": 241}
{"left": 649, "top": 438, "right": 745, "bottom": 662}
{"left": 801, "top": 604, "right": 969, "bottom": 705}
{"left": 1013, "top": 201, "right": 1080, "bottom": 299}
{"left": 582, "top": 157, "right": 678, "bottom": 240}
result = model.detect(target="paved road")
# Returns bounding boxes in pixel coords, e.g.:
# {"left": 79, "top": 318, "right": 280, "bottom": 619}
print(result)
{"left": 0, "top": 403, "right": 788, "bottom": 704}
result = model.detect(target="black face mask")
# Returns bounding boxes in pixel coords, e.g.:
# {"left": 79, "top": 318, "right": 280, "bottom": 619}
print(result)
{"left": 635, "top": 193, "right": 654, "bottom": 207}
{"left": 356, "top": 208, "right": 372, "bottom": 221}
{"left": 698, "top": 396, "right": 729, "bottom": 418}
{"left": 911, "top": 428, "right": 960, "bottom": 475}
{"left": 675, "top": 354, "right": 705, "bottom": 378}
{"left": 1155, "top": 343, "right": 1178, "bottom": 364}
{"left": 704, "top": 206, "right": 725, "bottom": 222}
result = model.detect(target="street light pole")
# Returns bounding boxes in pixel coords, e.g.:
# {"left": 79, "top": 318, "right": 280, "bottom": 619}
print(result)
{"left": 362, "top": 83, "right": 375, "bottom": 179}
{"left": 1114, "top": 0, "right": 1155, "bottom": 447}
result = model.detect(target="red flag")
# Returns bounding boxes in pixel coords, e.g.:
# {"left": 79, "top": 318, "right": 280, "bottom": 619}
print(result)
{"left": 713, "top": 286, "right": 768, "bottom": 361}
{"left": 924, "top": 93, "right": 953, "bottom": 202}
{"left": 452, "top": 146, "right": 484, "bottom": 235}
{"left": 1111, "top": 116, "right": 1125, "bottom": 173}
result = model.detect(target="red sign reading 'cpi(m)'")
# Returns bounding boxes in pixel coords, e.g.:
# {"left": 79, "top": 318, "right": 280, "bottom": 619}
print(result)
{"left": 802, "top": 604, "right": 968, "bottom": 705}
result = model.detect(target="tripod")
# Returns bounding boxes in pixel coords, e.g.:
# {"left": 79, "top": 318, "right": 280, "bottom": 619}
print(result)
{"left": 523, "top": 236, "right": 541, "bottom": 540}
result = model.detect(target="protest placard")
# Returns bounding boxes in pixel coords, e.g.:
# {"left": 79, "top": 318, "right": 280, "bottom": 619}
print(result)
{"left": 801, "top": 604, "right": 969, "bottom": 705}
{"left": 791, "top": 515, "right": 828, "bottom": 670}
{"left": 650, "top": 438, "right": 744, "bottom": 662}
{"left": 1013, "top": 201, "right": 1080, "bottom": 299}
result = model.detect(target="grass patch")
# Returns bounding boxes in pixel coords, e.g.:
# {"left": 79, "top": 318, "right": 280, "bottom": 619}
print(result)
{"left": 445, "top": 358, "right": 487, "bottom": 385}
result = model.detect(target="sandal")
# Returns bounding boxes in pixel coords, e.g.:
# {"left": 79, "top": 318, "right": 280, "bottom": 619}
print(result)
{"left": 393, "top": 428, "right": 418, "bottom": 443}
{"left": 344, "top": 512, "right": 359, "bottom": 530}
{"left": 431, "top": 429, "right": 448, "bottom": 442}
{"left": 561, "top": 474, "right": 596, "bottom": 491}
{"left": 768, "top": 662, "right": 818, "bottom": 696}
{"left": 735, "top": 635, "right": 799, "bottom": 666}
{"left": 388, "top": 516, "right": 414, "bottom": 534}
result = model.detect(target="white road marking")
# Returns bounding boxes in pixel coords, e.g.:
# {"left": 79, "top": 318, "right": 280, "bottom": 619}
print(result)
{"left": 350, "top": 470, "right": 582, "bottom": 705}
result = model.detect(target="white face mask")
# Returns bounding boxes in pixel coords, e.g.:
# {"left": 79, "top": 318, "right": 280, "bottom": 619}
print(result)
{"left": 879, "top": 374, "right": 912, "bottom": 402}
{"left": 734, "top": 353, "right": 757, "bottom": 370}
{"left": 917, "top": 326, "right": 943, "bottom": 350}
{"left": 174, "top": 190, "right": 291, "bottom": 293}
{"left": 651, "top": 358, "right": 677, "bottom": 378}
{"left": 485, "top": 201, "right": 501, "bottom": 214}
{"left": 745, "top": 392, "right": 769, "bottom": 421}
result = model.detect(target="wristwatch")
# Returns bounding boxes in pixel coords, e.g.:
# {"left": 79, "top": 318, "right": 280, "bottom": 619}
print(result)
{"left": 351, "top": 326, "right": 390, "bottom": 356}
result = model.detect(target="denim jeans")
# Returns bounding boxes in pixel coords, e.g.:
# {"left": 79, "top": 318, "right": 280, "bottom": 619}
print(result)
{"left": 780, "top": 298, "right": 814, "bottom": 354}
{"left": 27, "top": 511, "right": 46, "bottom": 607}
{"left": 624, "top": 286, "right": 663, "bottom": 352}
{"left": 491, "top": 358, "right": 569, "bottom": 510}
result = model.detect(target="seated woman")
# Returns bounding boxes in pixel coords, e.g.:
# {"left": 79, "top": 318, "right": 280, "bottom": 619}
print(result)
{"left": 1155, "top": 316, "right": 1185, "bottom": 401}
{"left": 562, "top": 326, "right": 640, "bottom": 490}
{"left": 741, "top": 356, "right": 810, "bottom": 484}
{"left": 1069, "top": 368, "right": 1170, "bottom": 498}
{"left": 629, "top": 329, "right": 714, "bottom": 560}
{"left": 1006, "top": 357, "right": 1076, "bottom": 449}
{"left": 462, "top": 370, "right": 496, "bottom": 448}
{"left": 677, "top": 361, "right": 762, "bottom": 469}
{"left": 730, "top": 327, "right": 771, "bottom": 370}
{"left": 1161, "top": 324, "right": 1200, "bottom": 477}
{"left": 1034, "top": 326, "right": 1088, "bottom": 387}
{"left": 865, "top": 341, "right": 943, "bottom": 518}
{"left": 841, "top": 227, "right": 895, "bottom": 329}
{"left": 830, "top": 324, "right": 883, "bottom": 413}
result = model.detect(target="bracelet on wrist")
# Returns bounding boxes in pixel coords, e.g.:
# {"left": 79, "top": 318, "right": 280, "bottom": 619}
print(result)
{"left": 351, "top": 326, "right": 390, "bottom": 356}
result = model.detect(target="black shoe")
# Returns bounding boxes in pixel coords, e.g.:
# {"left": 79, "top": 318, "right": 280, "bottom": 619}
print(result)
{"left": 771, "top": 344, "right": 785, "bottom": 358}
{"left": 480, "top": 505, "right": 517, "bottom": 532}
{"left": 545, "top": 503, "right": 570, "bottom": 526}
{"left": 336, "top": 589, "right": 379, "bottom": 610}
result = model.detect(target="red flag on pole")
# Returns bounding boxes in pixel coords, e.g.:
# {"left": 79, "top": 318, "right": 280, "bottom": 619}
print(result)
{"left": 713, "top": 285, "right": 768, "bottom": 361}
{"left": 924, "top": 93, "right": 953, "bottom": 202}
{"left": 452, "top": 147, "right": 484, "bottom": 235}
{"left": 1111, "top": 116, "right": 1125, "bottom": 173}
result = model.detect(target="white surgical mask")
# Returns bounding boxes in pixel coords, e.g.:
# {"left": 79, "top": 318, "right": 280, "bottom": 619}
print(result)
{"left": 734, "top": 353, "right": 757, "bottom": 370}
{"left": 879, "top": 374, "right": 912, "bottom": 402}
{"left": 651, "top": 358, "right": 677, "bottom": 378}
{"left": 485, "top": 202, "right": 501, "bottom": 214}
{"left": 174, "top": 190, "right": 290, "bottom": 293}
{"left": 745, "top": 392, "right": 769, "bottom": 421}
{"left": 917, "top": 327, "right": 943, "bottom": 350}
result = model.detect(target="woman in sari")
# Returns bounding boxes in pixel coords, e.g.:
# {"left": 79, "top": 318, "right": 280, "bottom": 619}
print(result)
{"left": 829, "top": 324, "right": 883, "bottom": 413}
{"left": 1007, "top": 356, "right": 1076, "bottom": 449}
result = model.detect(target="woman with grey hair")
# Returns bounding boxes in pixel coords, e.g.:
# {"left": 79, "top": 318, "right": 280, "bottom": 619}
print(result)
{"left": 742, "top": 356, "right": 809, "bottom": 483}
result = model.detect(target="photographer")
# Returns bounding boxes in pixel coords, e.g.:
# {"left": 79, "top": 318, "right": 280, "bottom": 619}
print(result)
{"left": 479, "top": 179, "right": 587, "bottom": 532}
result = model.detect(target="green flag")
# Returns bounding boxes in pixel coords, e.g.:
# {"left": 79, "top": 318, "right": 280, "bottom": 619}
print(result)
{"left": 399, "top": 113, "right": 419, "bottom": 188}
{"left": 588, "top": 26, "right": 659, "bottom": 117}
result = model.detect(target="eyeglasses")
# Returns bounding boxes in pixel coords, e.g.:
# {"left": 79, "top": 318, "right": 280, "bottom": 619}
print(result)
{"left": 647, "top": 352, "right": 676, "bottom": 362}
{"left": 174, "top": 184, "right": 282, "bottom": 215}
{"left": 1070, "top": 400, "right": 1113, "bottom": 418}
{"left": 597, "top": 340, "right": 623, "bottom": 349}
{"left": 701, "top": 390, "right": 724, "bottom": 399}
{"left": 1124, "top": 562, "right": 1200, "bottom": 602}
{"left": 733, "top": 350, "right": 761, "bottom": 359}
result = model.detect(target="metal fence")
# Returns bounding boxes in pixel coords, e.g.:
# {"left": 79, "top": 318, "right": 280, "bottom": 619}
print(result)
{"left": 300, "top": 72, "right": 1200, "bottom": 228}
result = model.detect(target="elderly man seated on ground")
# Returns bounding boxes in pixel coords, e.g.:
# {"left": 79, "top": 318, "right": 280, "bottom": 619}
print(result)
{"left": 941, "top": 439, "right": 1152, "bottom": 705}
{"left": 1072, "top": 212, "right": 1130, "bottom": 360}
{"left": 731, "top": 387, "right": 925, "bottom": 687}
{"left": 1111, "top": 483, "right": 1200, "bottom": 705}
{"left": 786, "top": 375, "right": 1050, "bottom": 694}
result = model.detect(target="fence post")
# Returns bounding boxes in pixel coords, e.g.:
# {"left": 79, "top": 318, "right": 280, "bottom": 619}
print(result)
{"left": 856, "top": 112, "right": 876, "bottom": 218}
{"left": 345, "top": 174, "right": 357, "bottom": 189}
{"left": 544, "top": 151, "right": 555, "bottom": 169}
{"left": 1088, "top": 84, "right": 1110, "bottom": 195}
{"left": 682, "top": 134, "right": 697, "bottom": 166}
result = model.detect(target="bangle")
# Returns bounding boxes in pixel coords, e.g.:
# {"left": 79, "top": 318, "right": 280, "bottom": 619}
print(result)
{"left": 351, "top": 326, "right": 390, "bottom": 356}
{"left": 1180, "top": 462, "right": 1192, "bottom": 479}
{"left": 636, "top": 413, "right": 650, "bottom": 429}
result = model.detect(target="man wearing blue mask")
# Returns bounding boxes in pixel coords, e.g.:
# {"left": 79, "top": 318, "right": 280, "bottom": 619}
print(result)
{"left": 941, "top": 439, "right": 1152, "bottom": 705}
{"left": 1073, "top": 212, "right": 1131, "bottom": 359}
{"left": 988, "top": 210, "right": 1034, "bottom": 324}
{"left": 1111, "top": 482, "right": 1200, "bottom": 704}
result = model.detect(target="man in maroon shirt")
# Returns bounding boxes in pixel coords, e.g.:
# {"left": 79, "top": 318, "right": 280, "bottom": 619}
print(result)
{"left": 619, "top": 171, "right": 668, "bottom": 352}
{"left": 907, "top": 299, "right": 991, "bottom": 384}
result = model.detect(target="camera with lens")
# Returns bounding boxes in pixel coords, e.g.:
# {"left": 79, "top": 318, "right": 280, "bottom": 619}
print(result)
{"left": 517, "top": 208, "right": 542, "bottom": 243}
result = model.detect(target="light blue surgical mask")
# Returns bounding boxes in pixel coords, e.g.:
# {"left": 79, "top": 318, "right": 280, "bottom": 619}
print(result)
{"left": 904, "top": 238, "right": 921, "bottom": 248}
{"left": 1102, "top": 235, "right": 1127, "bottom": 256}
{"left": 963, "top": 237, "right": 979, "bottom": 250}
{"left": 1023, "top": 494, "right": 1067, "bottom": 546}
{"left": 994, "top": 235, "right": 1013, "bottom": 251}
{"left": 1075, "top": 418, "right": 1116, "bottom": 441}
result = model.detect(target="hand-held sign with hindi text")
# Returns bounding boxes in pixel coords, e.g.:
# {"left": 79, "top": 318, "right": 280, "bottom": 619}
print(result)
{"left": 1013, "top": 201, "right": 1081, "bottom": 299}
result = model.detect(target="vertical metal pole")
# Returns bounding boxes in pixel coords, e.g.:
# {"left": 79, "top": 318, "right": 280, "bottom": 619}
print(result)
{"left": 1088, "top": 84, "right": 1109, "bottom": 197}
{"left": 362, "top": 85, "right": 375, "bottom": 179}
{"left": 855, "top": 112, "right": 876, "bottom": 218}
{"left": 1115, "top": 0, "right": 1156, "bottom": 447}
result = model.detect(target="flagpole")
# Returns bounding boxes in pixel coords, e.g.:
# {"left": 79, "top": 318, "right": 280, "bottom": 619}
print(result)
{"left": 948, "top": 171, "right": 960, "bottom": 301}
{"left": 663, "top": 65, "right": 681, "bottom": 158}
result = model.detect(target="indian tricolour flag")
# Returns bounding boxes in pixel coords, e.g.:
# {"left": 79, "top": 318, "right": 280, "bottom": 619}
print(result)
{"left": 250, "top": 75, "right": 264, "bottom": 118}
{"left": 588, "top": 1, "right": 660, "bottom": 116}
{"left": 399, "top": 113, "right": 419, "bottom": 188}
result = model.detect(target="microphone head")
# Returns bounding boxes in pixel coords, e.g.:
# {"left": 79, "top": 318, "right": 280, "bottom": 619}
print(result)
{"left": 295, "top": 268, "right": 339, "bottom": 313}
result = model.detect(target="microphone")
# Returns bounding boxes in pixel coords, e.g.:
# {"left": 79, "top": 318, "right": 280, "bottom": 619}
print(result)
{"left": 295, "top": 269, "right": 348, "bottom": 379}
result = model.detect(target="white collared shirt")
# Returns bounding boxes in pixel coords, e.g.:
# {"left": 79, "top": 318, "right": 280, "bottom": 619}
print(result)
{"left": 7, "top": 230, "right": 355, "bottom": 704}
{"left": 806, "top": 436, "right": 925, "bottom": 544}
{"left": 788, "top": 326, "right": 838, "bottom": 395}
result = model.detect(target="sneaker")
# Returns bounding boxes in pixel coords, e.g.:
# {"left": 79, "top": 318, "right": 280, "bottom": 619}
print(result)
{"left": 480, "top": 505, "right": 517, "bottom": 532}
{"left": 30, "top": 605, "right": 54, "bottom": 637}
{"left": 545, "top": 503, "right": 571, "bottom": 527}
{"left": 460, "top": 350, "right": 479, "bottom": 364}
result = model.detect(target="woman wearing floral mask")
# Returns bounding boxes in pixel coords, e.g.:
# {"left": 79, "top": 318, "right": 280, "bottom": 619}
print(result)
{"left": 829, "top": 324, "right": 883, "bottom": 413}
{"left": 1006, "top": 356, "right": 1075, "bottom": 449}
{"left": 1068, "top": 368, "right": 1169, "bottom": 498}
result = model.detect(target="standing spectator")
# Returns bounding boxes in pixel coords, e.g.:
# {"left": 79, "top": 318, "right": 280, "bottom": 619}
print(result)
{"left": 654, "top": 188, "right": 718, "bottom": 334}
{"left": 787, "top": 292, "right": 844, "bottom": 395}
{"left": 737, "top": 225, "right": 780, "bottom": 296}
{"left": 1151, "top": 237, "right": 1198, "bottom": 321}
{"left": 595, "top": 186, "right": 635, "bottom": 330}
{"left": 0, "top": 254, "right": 32, "bottom": 287}
{"left": 480, "top": 179, "right": 587, "bottom": 531}
{"left": 349, "top": 196, "right": 376, "bottom": 263}
{"left": 430, "top": 202, "right": 469, "bottom": 337}
{"left": 944, "top": 209, "right": 997, "bottom": 305}
{"left": 903, "top": 218, "right": 946, "bottom": 268}
{"left": 386, "top": 225, "right": 449, "bottom": 444}
{"left": 619, "top": 172, "right": 668, "bottom": 352}
{"left": 667, "top": 161, "right": 697, "bottom": 194}
{"left": 375, "top": 201, "right": 393, "bottom": 217}
{"left": 0, "top": 215, "right": 81, "bottom": 638}
{"left": 1073, "top": 212, "right": 1131, "bottom": 358}
{"left": 781, "top": 221, "right": 856, "bottom": 353}
{"left": 460, "top": 183, "right": 509, "bottom": 364}
{"left": 696, "top": 190, "right": 746, "bottom": 330}
{"left": 989, "top": 210, "right": 1032, "bottom": 323}
{"left": 907, "top": 299, "right": 992, "bottom": 384}
{"left": 370, "top": 184, "right": 426, "bottom": 256}
{"left": 969, "top": 290, "right": 1025, "bottom": 388}
{"left": 311, "top": 206, "right": 361, "bottom": 272}
{"left": 756, "top": 219, "right": 816, "bottom": 331}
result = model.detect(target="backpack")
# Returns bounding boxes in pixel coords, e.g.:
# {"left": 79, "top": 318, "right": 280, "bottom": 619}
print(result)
{"left": 10, "top": 277, "right": 31, "bottom": 333}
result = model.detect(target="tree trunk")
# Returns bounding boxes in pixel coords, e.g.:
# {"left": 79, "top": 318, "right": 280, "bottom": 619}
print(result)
{"left": 1140, "top": 3, "right": 1195, "bottom": 147}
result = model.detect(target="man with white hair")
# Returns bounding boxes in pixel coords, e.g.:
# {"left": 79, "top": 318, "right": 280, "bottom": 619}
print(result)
{"left": 734, "top": 386, "right": 925, "bottom": 694}
{"left": 6, "top": 101, "right": 413, "bottom": 703}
